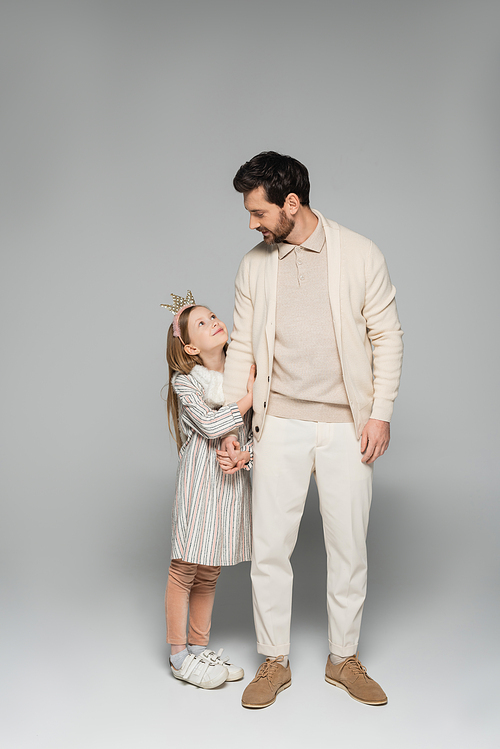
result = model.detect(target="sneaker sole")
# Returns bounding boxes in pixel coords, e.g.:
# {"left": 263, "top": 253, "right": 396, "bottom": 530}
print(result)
{"left": 225, "top": 669, "right": 244, "bottom": 681}
{"left": 325, "top": 675, "right": 388, "bottom": 706}
{"left": 171, "top": 667, "right": 228, "bottom": 689}
{"left": 241, "top": 679, "right": 292, "bottom": 709}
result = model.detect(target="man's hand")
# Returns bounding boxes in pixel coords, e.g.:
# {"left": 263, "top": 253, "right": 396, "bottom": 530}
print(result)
{"left": 360, "top": 419, "right": 390, "bottom": 464}
{"left": 216, "top": 441, "right": 249, "bottom": 474}
{"left": 221, "top": 434, "right": 240, "bottom": 463}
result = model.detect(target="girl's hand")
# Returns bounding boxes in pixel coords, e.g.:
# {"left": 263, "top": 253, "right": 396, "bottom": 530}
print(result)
{"left": 246, "top": 364, "right": 256, "bottom": 396}
{"left": 236, "top": 365, "right": 256, "bottom": 417}
{"left": 216, "top": 443, "right": 249, "bottom": 474}
{"left": 216, "top": 451, "right": 244, "bottom": 473}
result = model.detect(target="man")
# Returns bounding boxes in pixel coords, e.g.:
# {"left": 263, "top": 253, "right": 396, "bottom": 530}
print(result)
{"left": 222, "top": 152, "right": 403, "bottom": 709}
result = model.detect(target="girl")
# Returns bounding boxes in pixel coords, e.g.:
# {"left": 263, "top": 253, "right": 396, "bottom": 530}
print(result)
{"left": 163, "top": 292, "right": 254, "bottom": 689}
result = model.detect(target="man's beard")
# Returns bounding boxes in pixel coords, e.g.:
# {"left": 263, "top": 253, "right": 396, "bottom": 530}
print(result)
{"left": 265, "top": 210, "right": 295, "bottom": 244}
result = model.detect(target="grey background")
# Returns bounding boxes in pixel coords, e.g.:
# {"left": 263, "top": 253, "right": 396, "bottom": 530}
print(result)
{"left": 1, "top": 1, "right": 498, "bottom": 747}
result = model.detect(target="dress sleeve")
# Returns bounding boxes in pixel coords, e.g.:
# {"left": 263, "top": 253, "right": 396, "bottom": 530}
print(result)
{"left": 240, "top": 410, "right": 253, "bottom": 470}
{"left": 173, "top": 375, "right": 244, "bottom": 440}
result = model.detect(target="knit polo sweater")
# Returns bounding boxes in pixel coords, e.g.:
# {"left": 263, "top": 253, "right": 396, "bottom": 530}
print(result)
{"left": 267, "top": 217, "right": 352, "bottom": 423}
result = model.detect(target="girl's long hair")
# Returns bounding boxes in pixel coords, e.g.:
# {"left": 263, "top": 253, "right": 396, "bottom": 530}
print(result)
{"left": 166, "top": 306, "right": 205, "bottom": 451}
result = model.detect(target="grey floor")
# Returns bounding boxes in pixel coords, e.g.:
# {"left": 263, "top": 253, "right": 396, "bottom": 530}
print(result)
{"left": 3, "top": 475, "right": 498, "bottom": 749}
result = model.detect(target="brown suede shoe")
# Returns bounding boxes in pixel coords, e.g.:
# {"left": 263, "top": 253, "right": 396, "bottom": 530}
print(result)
{"left": 325, "top": 655, "right": 388, "bottom": 705}
{"left": 241, "top": 657, "right": 292, "bottom": 709}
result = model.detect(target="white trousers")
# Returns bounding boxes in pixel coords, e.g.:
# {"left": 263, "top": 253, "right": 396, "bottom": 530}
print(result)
{"left": 251, "top": 416, "right": 373, "bottom": 658}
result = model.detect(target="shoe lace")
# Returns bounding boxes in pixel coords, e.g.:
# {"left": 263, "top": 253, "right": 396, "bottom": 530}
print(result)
{"left": 255, "top": 656, "right": 285, "bottom": 682}
{"left": 343, "top": 655, "right": 367, "bottom": 677}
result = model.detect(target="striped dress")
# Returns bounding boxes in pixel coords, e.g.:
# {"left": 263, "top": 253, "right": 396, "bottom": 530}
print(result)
{"left": 170, "top": 366, "right": 252, "bottom": 566}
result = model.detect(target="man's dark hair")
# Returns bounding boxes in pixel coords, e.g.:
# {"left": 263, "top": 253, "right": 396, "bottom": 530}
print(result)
{"left": 233, "top": 151, "right": 310, "bottom": 207}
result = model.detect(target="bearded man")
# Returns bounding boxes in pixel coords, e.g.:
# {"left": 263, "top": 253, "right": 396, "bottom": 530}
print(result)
{"left": 222, "top": 151, "right": 403, "bottom": 709}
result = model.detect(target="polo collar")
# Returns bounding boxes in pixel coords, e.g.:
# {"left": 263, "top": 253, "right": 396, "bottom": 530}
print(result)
{"left": 277, "top": 213, "right": 325, "bottom": 258}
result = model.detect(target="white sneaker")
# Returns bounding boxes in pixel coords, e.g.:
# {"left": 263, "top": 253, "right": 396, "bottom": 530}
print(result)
{"left": 201, "top": 648, "right": 244, "bottom": 681}
{"left": 170, "top": 652, "right": 228, "bottom": 689}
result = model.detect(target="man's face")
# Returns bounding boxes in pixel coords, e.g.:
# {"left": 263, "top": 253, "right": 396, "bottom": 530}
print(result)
{"left": 243, "top": 186, "right": 295, "bottom": 244}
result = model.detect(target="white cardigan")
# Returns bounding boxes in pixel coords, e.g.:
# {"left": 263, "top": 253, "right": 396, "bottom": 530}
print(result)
{"left": 223, "top": 210, "right": 403, "bottom": 440}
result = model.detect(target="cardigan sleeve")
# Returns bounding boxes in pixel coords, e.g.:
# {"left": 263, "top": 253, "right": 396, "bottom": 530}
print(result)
{"left": 224, "top": 253, "right": 256, "bottom": 404}
{"left": 173, "top": 375, "right": 244, "bottom": 440}
{"left": 362, "top": 242, "right": 404, "bottom": 422}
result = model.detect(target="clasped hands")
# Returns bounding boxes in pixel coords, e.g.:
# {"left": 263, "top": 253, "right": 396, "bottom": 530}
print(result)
{"left": 216, "top": 439, "right": 250, "bottom": 474}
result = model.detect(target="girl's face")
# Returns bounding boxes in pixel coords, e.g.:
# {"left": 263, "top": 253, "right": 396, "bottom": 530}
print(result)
{"left": 185, "top": 306, "right": 228, "bottom": 356}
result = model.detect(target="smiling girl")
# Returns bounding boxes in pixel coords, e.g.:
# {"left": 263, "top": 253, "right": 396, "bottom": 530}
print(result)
{"left": 162, "top": 293, "right": 255, "bottom": 689}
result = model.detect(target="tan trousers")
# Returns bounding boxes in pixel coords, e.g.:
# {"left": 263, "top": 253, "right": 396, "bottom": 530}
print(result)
{"left": 252, "top": 417, "right": 373, "bottom": 658}
{"left": 165, "top": 559, "right": 221, "bottom": 646}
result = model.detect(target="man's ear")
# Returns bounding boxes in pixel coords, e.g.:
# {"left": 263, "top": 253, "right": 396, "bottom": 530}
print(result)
{"left": 184, "top": 344, "right": 200, "bottom": 356}
{"left": 285, "top": 193, "right": 300, "bottom": 215}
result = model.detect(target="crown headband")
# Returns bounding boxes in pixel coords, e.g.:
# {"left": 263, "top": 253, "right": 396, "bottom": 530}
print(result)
{"left": 161, "top": 290, "right": 196, "bottom": 341}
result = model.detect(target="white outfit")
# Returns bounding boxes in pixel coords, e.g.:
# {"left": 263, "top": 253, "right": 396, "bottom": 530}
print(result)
{"left": 223, "top": 212, "right": 403, "bottom": 657}
{"left": 252, "top": 417, "right": 372, "bottom": 657}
